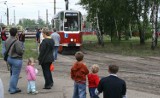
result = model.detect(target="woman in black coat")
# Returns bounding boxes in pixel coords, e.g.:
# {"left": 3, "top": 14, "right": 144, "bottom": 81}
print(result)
{"left": 38, "top": 27, "right": 54, "bottom": 89}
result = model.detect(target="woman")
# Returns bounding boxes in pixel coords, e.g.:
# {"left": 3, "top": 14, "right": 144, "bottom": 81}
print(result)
{"left": 5, "top": 28, "right": 24, "bottom": 94}
{"left": 38, "top": 27, "right": 54, "bottom": 89}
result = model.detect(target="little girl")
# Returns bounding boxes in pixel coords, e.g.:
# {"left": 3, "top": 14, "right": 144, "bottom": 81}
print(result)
{"left": 25, "top": 57, "right": 38, "bottom": 94}
{"left": 87, "top": 64, "right": 100, "bottom": 98}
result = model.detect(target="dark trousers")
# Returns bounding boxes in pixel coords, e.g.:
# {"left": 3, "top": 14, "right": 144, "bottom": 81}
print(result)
{"left": 89, "top": 88, "right": 99, "bottom": 98}
{"left": 41, "top": 62, "right": 53, "bottom": 87}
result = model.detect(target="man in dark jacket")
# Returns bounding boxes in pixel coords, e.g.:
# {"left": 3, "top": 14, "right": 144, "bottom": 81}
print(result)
{"left": 96, "top": 64, "right": 127, "bottom": 98}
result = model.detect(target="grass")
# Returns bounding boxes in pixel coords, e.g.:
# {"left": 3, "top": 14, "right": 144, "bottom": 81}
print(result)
{"left": 83, "top": 35, "right": 160, "bottom": 57}
{"left": 1, "top": 35, "right": 160, "bottom": 59}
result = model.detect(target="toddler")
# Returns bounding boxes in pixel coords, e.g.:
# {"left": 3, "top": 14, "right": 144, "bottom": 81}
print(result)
{"left": 88, "top": 64, "right": 100, "bottom": 98}
{"left": 25, "top": 57, "right": 38, "bottom": 94}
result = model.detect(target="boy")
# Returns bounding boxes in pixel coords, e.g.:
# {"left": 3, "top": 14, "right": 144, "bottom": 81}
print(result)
{"left": 71, "top": 51, "right": 89, "bottom": 98}
{"left": 96, "top": 64, "right": 127, "bottom": 98}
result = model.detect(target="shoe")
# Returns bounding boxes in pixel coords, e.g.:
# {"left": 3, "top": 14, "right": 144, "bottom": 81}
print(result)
{"left": 43, "top": 86, "right": 51, "bottom": 89}
{"left": 10, "top": 89, "right": 21, "bottom": 94}
{"left": 27, "top": 91, "right": 31, "bottom": 94}
{"left": 32, "top": 91, "right": 38, "bottom": 95}
{"left": 50, "top": 83, "right": 54, "bottom": 87}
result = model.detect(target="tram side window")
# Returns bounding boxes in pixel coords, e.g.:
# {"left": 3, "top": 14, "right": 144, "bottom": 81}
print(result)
{"left": 64, "top": 13, "right": 79, "bottom": 31}
{"left": 60, "top": 12, "right": 64, "bottom": 31}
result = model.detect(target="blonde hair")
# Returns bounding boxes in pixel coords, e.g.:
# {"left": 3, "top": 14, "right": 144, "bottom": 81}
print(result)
{"left": 91, "top": 64, "right": 99, "bottom": 73}
{"left": 42, "top": 27, "right": 51, "bottom": 36}
{"left": 27, "top": 57, "right": 35, "bottom": 65}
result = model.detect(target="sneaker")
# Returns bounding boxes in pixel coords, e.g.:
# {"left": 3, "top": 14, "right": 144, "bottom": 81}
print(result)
{"left": 27, "top": 91, "right": 31, "bottom": 94}
{"left": 31, "top": 91, "right": 38, "bottom": 95}
{"left": 10, "top": 89, "right": 21, "bottom": 94}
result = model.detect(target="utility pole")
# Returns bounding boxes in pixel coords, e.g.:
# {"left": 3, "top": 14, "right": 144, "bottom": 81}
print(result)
{"left": 7, "top": 7, "right": 9, "bottom": 25}
{"left": 0, "top": 16, "right": 2, "bottom": 23}
{"left": 46, "top": 9, "right": 48, "bottom": 27}
{"left": 54, "top": 0, "right": 56, "bottom": 14}
{"left": 64, "top": 0, "right": 69, "bottom": 10}
{"left": 14, "top": 10, "right": 16, "bottom": 26}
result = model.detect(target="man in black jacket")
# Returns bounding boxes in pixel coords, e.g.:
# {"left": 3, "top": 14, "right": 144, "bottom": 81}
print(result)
{"left": 96, "top": 64, "right": 127, "bottom": 98}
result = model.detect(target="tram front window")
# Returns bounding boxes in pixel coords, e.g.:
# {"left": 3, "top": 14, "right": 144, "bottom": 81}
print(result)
{"left": 64, "top": 12, "right": 79, "bottom": 31}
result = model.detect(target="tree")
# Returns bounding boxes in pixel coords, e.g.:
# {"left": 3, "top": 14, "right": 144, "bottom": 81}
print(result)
{"left": 150, "top": 0, "right": 160, "bottom": 49}
{"left": 37, "top": 18, "right": 46, "bottom": 28}
{"left": 18, "top": 18, "right": 36, "bottom": 31}
{"left": 79, "top": 0, "right": 159, "bottom": 46}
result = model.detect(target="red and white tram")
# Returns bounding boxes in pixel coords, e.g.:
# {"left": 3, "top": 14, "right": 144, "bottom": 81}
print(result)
{"left": 52, "top": 10, "right": 83, "bottom": 54}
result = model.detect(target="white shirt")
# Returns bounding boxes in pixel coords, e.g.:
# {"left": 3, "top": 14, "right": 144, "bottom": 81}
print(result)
{"left": 40, "top": 33, "right": 44, "bottom": 44}
{"left": 51, "top": 32, "right": 60, "bottom": 46}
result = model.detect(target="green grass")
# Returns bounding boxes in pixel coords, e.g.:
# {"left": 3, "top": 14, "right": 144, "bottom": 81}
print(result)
{"left": 23, "top": 39, "right": 38, "bottom": 59}
{"left": 83, "top": 35, "right": 160, "bottom": 57}
{"left": 1, "top": 36, "right": 160, "bottom": 59}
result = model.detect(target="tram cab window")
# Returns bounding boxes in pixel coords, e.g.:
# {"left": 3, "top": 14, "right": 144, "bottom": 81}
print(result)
{"left": 64, "top": 12, "right": 79, "bottom": 31}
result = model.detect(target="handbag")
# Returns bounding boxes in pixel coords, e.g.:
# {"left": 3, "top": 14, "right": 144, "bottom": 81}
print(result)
{"left": 50, "top": 63, "right": 54, "bottom": 71}
{"left": 4, "top": 40, "right": 17, "bottom": 61}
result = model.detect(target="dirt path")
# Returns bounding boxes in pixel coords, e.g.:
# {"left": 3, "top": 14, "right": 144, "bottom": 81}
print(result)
{"left": 53, "top": 51, "right": 160, "bottom": 95}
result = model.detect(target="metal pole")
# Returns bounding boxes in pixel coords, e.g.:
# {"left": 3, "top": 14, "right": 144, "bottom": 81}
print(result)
{"left": 7, "top": 7, "right": 9, "bottom": 25}
{"left": 46, "top": 9, "right": 48, "bottom": 27}
{"left": 14, "top": 10, "right": 16, "bottom": 26}
{"left": 54, "top": 0, "right": 56, "bottom": 14}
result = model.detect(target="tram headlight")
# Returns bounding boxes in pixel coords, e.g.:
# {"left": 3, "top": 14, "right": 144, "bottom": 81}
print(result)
{"left": 71, "top": 38, "right": 73, "bottom": 42}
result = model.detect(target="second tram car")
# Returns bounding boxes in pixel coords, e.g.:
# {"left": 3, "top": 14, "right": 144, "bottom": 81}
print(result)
{"left": 52, "top": 10, "right": 83, "bottom": 54}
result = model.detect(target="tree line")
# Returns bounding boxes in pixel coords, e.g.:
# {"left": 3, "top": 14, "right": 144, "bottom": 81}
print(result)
{"left": 79, "top": 0, "right": 160, "bottom": 49}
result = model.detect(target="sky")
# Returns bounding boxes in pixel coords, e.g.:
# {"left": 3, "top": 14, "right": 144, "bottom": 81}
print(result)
{"left": 0, "top": 0, "right": 87, "bottom": 25}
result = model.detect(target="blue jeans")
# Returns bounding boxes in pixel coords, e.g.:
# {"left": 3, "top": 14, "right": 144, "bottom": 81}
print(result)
{"left": 53, "top": 46, "right": 59, "bottom": 60}
{"left": 7, "top": 56, "right": 22, "bottom": 93}
{"left": 89, "top": 88, "right": 99, "bottom": 98}
{"left": 27, "top": 81, "right": 36, "bottom": 92}
{"left": 1, "top": 41, "right": 6, "bottom": 57}
{"left": 72, "top": 82, "right": 86, "bottom": 98}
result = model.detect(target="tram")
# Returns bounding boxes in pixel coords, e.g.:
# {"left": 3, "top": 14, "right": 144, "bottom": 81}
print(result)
{"left": 52, "top": 10, "right": 83, "bottom": 54}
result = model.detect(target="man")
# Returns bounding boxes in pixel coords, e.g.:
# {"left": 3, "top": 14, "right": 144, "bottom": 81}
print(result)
{"left": 96, "top": 64, "right": 127, "bottom": 98}
{"left": 36, "top": 28, "right": 41, "bottom": 54}
{"left": 51, "top": 28, "right": 60, "bottom": 60}
{"left": 1, "top": 26, "right": 7, "bottom": 56}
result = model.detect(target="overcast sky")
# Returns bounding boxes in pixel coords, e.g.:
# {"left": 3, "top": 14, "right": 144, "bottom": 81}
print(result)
{"left": 0, "top": 0, "right": 87, "bottom": 25}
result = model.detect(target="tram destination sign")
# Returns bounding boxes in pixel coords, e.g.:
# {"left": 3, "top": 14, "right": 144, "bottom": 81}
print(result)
{"left": 65, "top": 13, "right": 78, "bottom": 16}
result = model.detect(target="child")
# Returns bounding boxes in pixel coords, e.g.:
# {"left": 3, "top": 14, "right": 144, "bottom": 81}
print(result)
{"left": 96, "top": 64, "right": 127, "bottom": 98}
{"left": 25, "top": 58, "right": 38, "bottom": 94}
{"left": 71, "top": 51, "right": 89, "bottom": 98}
{"left": 88, "top": 64, "right": 100, "bottom": 98}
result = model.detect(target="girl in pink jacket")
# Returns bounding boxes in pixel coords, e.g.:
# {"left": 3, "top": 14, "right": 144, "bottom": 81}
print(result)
{"left": 25, "top": 58, "right": 38, "bottom": 94}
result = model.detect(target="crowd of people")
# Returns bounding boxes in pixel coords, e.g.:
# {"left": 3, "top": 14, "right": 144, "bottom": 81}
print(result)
{"left": 0, "top": 26, "right": 127, "bottom": 98}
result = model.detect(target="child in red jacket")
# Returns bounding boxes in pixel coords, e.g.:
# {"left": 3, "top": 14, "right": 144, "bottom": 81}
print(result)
{"left": 71, "top": 51, "right": 89, "bottom": 98}
{"left": 88, "top": 64, "right": 100, "bottom": 98}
